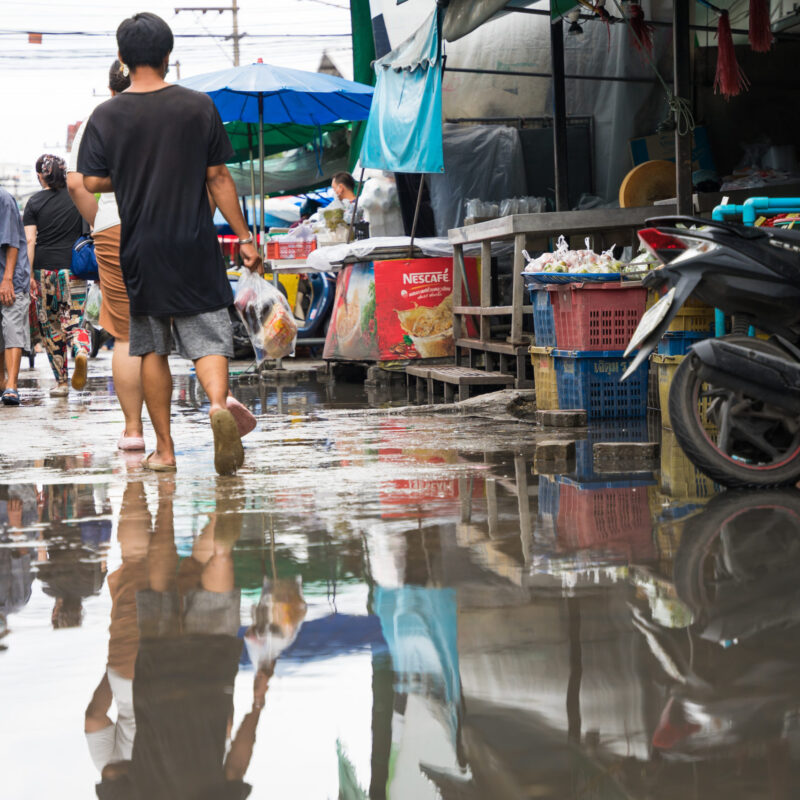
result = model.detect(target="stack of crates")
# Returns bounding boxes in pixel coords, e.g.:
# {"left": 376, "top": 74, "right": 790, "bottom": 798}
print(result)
{"left": 644, "top": 289, "right": 715, "bottom": 416}
{"left": 658, "top": 300, "right": 716, "bottom": 356}
{"left": 528, "top": 282, "right": 649, "bottom": 419}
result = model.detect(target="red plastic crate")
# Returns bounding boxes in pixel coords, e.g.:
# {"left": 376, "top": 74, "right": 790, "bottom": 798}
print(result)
{"left": 556, "top": 481, "right": 655, "bottom": 561}
{"left": 547, "top": 282, "right": 647, "bottom": 351}
{"left": 265, "top": 239, "right": 317, "bottom": 260}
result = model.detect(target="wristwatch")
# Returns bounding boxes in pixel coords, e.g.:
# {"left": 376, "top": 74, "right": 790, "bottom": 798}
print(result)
{"left": 238, "top": 235, "right": 254, "bottom": 245}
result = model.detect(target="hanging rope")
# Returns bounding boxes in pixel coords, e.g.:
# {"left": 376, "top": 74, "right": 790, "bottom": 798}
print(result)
{"left": 610, "top": 0, "right": 697, "bottom": 133}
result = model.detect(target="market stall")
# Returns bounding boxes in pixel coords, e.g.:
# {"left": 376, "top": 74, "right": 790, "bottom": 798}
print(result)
{"left": 344, "top": 0, "right": 800, "bottom": 400}
{"left": 443, "top": 206, "right": 672, "bottom": 394}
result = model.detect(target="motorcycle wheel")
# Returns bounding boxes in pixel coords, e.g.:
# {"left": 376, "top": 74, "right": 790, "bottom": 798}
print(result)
{"left": 673, "top": 489, "right": 800, "bottom": 618}
{"left": 669, "top": 336, "right": 800, "bottom": 488}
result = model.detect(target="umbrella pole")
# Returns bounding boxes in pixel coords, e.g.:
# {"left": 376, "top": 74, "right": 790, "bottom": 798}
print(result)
{"left": 248, "top": 124, "right": 257, "bottom": 244}
{"left": 258, "top": 96, "right": 266, "bottom": 260}
{"left": 408, "top": 174, "right": 425, "bottom": 258}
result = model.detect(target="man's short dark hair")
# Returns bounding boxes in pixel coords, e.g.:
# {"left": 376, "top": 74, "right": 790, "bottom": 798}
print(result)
{"left": 108, "top": 59, "right": 131, "bottom": 93}
{"left": 332, "top": 172, "right": 355, "bottom": 192}
{"left": 117, "top": 12, "right": 174, "bottom": 70}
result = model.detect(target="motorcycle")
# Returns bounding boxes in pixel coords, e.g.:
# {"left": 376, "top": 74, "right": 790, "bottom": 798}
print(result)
{"left": 623, "top": 216, "right": 800, "bottom": 487}
{"left": 634, "top": 490, "right": 800, "bottom": 762}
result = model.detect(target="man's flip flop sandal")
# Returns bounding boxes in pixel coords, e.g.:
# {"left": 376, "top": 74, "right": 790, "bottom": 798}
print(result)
{"left": 211, "top": 409, "right": 244, "bottom": 475}
{"left": 1, "top": 389, "right": 20, "bottom": 406}
{"left": 142, "top": 452, "right": 177, "bottom": 472}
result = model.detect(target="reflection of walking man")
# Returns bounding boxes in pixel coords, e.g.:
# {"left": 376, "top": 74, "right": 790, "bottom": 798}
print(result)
{"left": 0, "top": 187, "right": 33, "bottom": 406}
{"left": 93, "top": 476, "right": 270, "bottom": 799}
{"left": 78, "top": 12, "right": 262, "bottom": 476}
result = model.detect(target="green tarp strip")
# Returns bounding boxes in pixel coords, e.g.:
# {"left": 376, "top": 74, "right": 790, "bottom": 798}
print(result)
{"left": 349, "top": 0, "right": 376, "bottom": 170}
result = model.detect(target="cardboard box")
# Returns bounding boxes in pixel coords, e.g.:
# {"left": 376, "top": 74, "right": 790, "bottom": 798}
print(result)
{"left": 630, "top": 125, "right": 716, "bottom": 173}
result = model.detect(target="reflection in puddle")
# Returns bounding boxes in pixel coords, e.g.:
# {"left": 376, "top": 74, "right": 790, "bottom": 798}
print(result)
{"left": 2, "top": 408, "right": 800, "bottom": 798}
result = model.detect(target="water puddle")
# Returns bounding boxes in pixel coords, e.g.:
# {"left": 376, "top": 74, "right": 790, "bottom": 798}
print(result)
{"left": 2, "top": 373, "right": 800, "bottom": 798}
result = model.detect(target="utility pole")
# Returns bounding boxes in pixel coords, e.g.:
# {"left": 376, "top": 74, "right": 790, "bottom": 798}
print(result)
{"left": 174, "top": 1, "right": 243, "bottom": 66}
{"left": 230, "top": 0, "right": 240, "bottom": 67}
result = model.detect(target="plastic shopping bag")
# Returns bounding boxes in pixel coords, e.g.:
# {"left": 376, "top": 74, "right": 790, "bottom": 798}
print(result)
{"left": 83, "top": 282, "right": 102, "bottom": 329}
{"left": 234, "top": 269, "right": 298, "bottom": 362}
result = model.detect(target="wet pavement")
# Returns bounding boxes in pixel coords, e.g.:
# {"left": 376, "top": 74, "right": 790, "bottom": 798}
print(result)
{"left": 3, "top": 352, "right": 800, "bottom": 799}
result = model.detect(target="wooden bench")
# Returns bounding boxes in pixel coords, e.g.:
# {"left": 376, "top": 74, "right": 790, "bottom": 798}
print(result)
{"left": 407, "top": 364, "right": 514, "bottom": 403}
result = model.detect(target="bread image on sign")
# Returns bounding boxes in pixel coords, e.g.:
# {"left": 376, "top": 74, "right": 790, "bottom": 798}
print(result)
{"left": 395, "top": 294, "right": 455, "bottom": 358}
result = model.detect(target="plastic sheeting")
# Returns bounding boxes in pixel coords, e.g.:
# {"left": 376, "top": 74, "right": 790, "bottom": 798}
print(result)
{"left": 442, "top": 0, "right": 515, "bottom": 41}
{"left": 306, "top": 236, "right": 456, "bottom": 271}
{"left": 368, "top": 0, "right": 673, "bottom": 204}
{"left": 427, "top": 124, "right": 528, "bottom": 236}
{"left": 224, "top": 121, "right": 345, "bottom": 163}
{"left": 562, "top": 3, "right": 673, "bottom": 203}
{"left": 228, "top": 130, "right": 350, "bottom": 197}
{"left": 359, "top": 11, "right": 444, "bottom": 174}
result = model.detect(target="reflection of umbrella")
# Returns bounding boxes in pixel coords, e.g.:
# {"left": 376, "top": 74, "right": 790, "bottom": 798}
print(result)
{"left": 179, "top": 61, "right": 373, "bottom": 250}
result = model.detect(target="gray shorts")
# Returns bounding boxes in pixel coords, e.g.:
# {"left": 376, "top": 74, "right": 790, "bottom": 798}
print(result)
{"left": 136, "top": 588, "right": 241, "bottom": 638}
{"left": 129, "top": 307, "right": 233, "bottom": 360}
{"left": 0, "top": 293, "right": 30, "bottom": 352}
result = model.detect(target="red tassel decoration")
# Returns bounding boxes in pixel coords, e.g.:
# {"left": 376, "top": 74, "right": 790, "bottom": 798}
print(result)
{"left": 749, "top": 0, "right": 773, "bottom": 52}
{"left": 628, "top": 3, "right": 654, "bottom": 55}
{"left": 714, "top": 10, "right": 750, "bottom": 99}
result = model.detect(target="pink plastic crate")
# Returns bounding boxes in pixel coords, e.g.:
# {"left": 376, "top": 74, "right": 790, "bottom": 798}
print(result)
{"left": 547, "top": 282, "right": 647, "bottom": 351}
{"left": 556, "top": 481, "right": 654, "bottom": 561}
{"left": 266, "top": 240, "right": 316, "bottom": 260}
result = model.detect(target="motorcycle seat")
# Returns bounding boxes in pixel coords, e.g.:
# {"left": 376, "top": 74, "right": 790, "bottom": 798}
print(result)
{"left": 765, "top": 227, "right": 800, "bottom": 247}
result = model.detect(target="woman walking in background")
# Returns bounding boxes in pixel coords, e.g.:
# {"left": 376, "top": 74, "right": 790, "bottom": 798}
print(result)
{"left": 24, "top": 154, "right": 89, "bottom": 396}
{"left": 67, "top": 60, "right": 146, "bottom": 451}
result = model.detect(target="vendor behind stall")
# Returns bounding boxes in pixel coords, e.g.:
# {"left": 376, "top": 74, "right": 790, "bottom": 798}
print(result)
{"left": 331, "top": 172, "right": 356, "bottom": 204}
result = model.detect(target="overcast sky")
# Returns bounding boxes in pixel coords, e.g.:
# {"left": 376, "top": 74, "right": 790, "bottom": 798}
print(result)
{"left": 0, "top": 0, "right": 354, "bottom": 167}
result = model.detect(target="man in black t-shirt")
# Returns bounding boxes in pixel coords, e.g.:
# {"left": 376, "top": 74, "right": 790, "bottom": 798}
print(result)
{"left": 78, "top": 12, "right": 262, "bottom": 476}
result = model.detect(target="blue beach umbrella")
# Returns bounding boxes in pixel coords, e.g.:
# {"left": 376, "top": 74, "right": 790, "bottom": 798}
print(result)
{"left": 179, "top": 60, "right": 374, "bottom": 247}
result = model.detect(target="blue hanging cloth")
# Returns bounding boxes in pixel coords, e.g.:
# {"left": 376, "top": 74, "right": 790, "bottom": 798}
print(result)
{"left": 359, "top": 10, "right": 444, "bottom": 175}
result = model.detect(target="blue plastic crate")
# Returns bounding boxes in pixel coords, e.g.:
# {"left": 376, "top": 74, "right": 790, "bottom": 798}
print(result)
{"left": 538, "top": 474, "right": 560, "bottom": 519}
{"left": 554, "top": 349, "right": 649, "bottom": 420}
{"left": 657, "top": 332, "right": 711, "bottom": 356}
{"left": 530, "top": 288, "right": 556, "bottom": 347}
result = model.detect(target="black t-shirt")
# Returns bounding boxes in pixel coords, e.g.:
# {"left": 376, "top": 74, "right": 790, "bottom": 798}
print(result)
{"left": 22, "top": 188, "right": 82, "bottom": 269}
{"left": 77, "top": 85, "right": 234, "bottom": 317}
{"left": 130, "top": 635, "right": 251, "bottom": 800}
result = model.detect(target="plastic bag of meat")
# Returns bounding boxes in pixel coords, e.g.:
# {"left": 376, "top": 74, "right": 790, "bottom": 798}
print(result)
{"left": 234, "top": 269, "right": 298, "bottom": 361}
